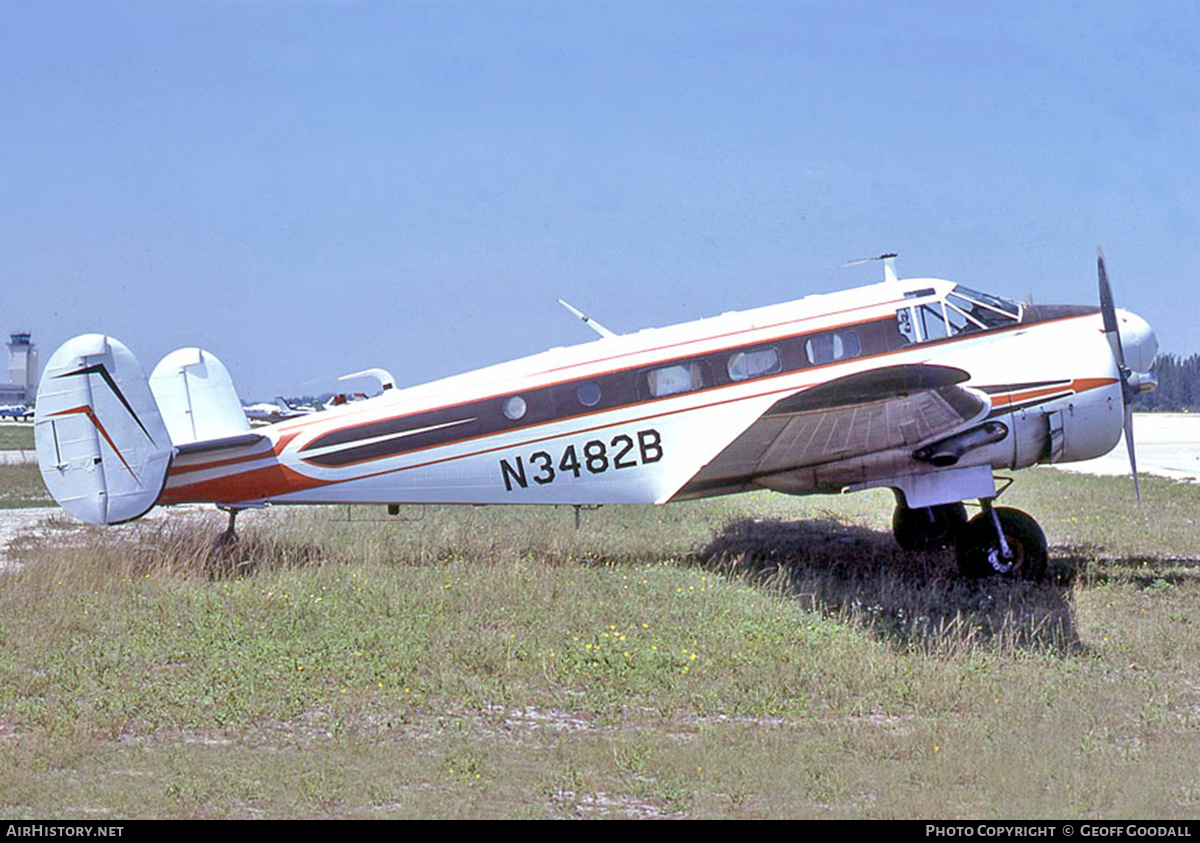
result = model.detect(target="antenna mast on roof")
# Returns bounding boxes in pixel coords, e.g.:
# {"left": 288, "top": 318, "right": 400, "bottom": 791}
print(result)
{"left": 557, "top": 299, "right": 617, "bottom": 339}
{"left": 842, "top": 252, "right": 899, "bottom": 283}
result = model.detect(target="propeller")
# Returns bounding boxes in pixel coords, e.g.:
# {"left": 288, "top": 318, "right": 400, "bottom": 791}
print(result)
{"left": 1096, "top": 247, "right": 1143, "bottom": 507}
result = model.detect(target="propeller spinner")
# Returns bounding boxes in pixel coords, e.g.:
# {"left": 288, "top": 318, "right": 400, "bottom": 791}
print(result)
{"left": 1097, "top": 248, "right": 1158, "bottom": 506}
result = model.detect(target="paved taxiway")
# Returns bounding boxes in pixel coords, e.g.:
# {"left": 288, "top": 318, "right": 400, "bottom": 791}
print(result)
{"left": 1051, "top": 413, "right": 1200, "bottom": 483}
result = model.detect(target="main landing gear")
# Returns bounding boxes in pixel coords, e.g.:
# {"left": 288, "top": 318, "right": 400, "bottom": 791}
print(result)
{"left": 214, "top": 505, "right": 244, "bottom": 550}
{"left": 893, "top": 499, "right": 1049, "bottom": 580}
{"left": 892, "top": 503, "right": 967, "bottom": 552}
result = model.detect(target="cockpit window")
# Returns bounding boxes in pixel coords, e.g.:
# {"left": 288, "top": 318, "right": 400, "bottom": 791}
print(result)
{"left": 943, "top": 300, "right": 983, "bottom": 335}
{"left": 896, "top": 285, "right": 1020, "bottom": 343}
{"left": 949, "top": 286, "right": 1022, "bottom": 327}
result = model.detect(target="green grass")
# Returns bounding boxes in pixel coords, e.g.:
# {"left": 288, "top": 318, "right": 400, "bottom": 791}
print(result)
{"left": 0, "top": 425, "right": 33, "bottom": 451}
{"left": 0, "top": 464, "right": 51, "bottom": 508}
{"left": 1, "top": 470, "right": 1199, "bottom": 817}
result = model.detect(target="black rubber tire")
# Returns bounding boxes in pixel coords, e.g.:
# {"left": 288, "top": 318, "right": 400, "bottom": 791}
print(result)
{"left": 893, "top": 503, "right": 968, "bottom": 552}
{"left": 955, "top": 507, "right": 1048, "bottom": 580}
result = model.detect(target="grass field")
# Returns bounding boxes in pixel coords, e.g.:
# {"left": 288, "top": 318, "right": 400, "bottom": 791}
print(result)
{"left": 0, "top": 465, "right": 52, "bottom": 508}
{"left": 0, "top": 425, "right": 34, "bottom": 451}
{"left": 0, "top": 468, "right": 1198, "bottom": 818}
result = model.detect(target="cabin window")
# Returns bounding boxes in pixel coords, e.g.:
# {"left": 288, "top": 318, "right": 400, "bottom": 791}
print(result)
{"left": 503, "top": 396, "right": 527, "bottom": 420}
{"left": 917, "top": 303, "right": 949, "bottom": 341}
{"left": 577, "top": 382, "right": 602, "bottom": 407}
{"left": 645, "top": 362, "right": 705, "bottom": 397}
{"left": 727, "top": 347, "right": 781, "bottom": 381}
{"left": 805, "top": 329, "right": 861, "bottom": 365}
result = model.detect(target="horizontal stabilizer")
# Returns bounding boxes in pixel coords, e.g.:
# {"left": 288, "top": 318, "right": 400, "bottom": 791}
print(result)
{"left": 174, "top": 432, "right": 268, "bottom": 458}
{"left": 35, "top": 335, "right": 172, "bottom": 524}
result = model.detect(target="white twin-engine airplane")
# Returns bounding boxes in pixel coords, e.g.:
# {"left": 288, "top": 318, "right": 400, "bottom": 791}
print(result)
{"left": 34, "top": 252, "right": 1157, "bottom": 579}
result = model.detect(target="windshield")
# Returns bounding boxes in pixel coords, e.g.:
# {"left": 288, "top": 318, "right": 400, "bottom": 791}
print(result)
{"left": 948, "top": 286, "right": 1022, "bottom": 328}
{"left": 895, "top": 285, "right": 1022, "bottom": 343}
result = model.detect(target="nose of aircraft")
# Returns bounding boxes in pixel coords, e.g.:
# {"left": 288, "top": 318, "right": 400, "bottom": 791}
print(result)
{"left": 1115, "top": 308, "right": 1157, "bottom": 373}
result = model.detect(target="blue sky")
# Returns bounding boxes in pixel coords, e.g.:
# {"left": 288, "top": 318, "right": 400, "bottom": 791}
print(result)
{"left": 2, "top": 1, "right": 1197, "bottom": 398}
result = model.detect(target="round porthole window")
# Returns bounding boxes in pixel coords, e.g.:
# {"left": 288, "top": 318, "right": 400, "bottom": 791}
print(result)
{"left": 503, "top": 395, "right": 527, "bottom": 420}
{"left": 577, "top": 382, "right": 601, "bottom": 407}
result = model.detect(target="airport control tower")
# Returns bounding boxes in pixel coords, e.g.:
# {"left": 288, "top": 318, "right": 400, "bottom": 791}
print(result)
{"left": 6, "top": 332, "right": 38, "bottom": 402}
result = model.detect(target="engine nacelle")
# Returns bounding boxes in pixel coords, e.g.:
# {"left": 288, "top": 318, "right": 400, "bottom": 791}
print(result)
{"left": 913, "top": 422, "right": 1009, "bottom": 468}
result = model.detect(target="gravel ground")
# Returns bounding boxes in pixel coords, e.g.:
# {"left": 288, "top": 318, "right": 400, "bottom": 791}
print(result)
{"left": 0, "top": 450, "right": 35, "bottom": 464}
{"left": 0, "top": 507, "right": 66, "bottom": 571}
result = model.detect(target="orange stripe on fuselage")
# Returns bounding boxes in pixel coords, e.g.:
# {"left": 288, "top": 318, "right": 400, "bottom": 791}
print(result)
{"left": 158, "top": 462, "right": 328, "bottom": 506}
{"left": 170, "top": 430, "right": 303, "bottom": 476}
{"left": 534, "top": 295, "right": 912, "bottom": 377}
{"left": 989, "top": 377, "right": 1117, "bottom": 409}
{"left": 162, "top": 429, "right": 316, "bottom": 503}
{"left": 171, "top": 449, "right": 273, "bottom": 475}
{"left": 1069, "top": 377, "right": 1119, "bottom": 395}
{"left": 989, "top": 383, "right": 1070, "bottom": 409}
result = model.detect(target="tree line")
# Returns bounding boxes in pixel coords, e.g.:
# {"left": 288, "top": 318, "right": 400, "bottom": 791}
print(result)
{"left": 1134, "top": 352, "right": 1200, "bottom": 412}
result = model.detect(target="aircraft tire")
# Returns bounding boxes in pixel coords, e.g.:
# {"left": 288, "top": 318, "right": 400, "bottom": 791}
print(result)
{"left": 892, "top": 503, "right": 968, "bottom": 552}
{"left": 955, "top": 507, "right": 1048, "bottom": 580}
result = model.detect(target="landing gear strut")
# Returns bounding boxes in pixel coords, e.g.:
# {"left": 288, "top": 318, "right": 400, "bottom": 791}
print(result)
{"left": 215, "top": 505, "right": 243, "bottom": 550}
{"left": 892, "top": 502, "right": 968, "bottom": 551}
{"left": 954, "top": 501, "right": 1048, "bottom": 580}
{"left": 893, "top": 497, "right": 1050, "bottom": 581}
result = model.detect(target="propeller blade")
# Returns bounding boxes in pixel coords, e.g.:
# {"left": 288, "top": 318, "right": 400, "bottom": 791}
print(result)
{"left": 1124, "top": 404, "right": 1141, "bottom": 509}
{"left": 1099, "top": 248, "right": 1142, "bottom": 507}
{"left": 1097, "top": 247, "right": 1126, "bottom": 369}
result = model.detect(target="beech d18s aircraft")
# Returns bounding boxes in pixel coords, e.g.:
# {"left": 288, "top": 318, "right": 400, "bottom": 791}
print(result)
{"left": 34, "top": 251, "right": 1156, "bottom": 580}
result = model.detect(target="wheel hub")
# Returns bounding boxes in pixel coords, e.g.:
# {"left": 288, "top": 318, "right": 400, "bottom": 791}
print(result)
{"left": 987, "top": 547, "right": 1014, "bottom": 575}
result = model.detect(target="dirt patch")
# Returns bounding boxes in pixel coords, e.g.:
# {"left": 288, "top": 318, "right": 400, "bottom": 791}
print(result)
{"left": 0, "top": 507, "right": 70, "bottom": 571}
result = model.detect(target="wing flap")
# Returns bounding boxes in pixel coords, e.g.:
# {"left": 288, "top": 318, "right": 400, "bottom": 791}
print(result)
{"left": 672, "top": 364, "right": 990, "bottom": 500}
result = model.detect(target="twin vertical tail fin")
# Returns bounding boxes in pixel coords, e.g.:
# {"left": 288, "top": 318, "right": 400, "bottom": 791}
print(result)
{"left": 35, "top": 336, "right": 251, "bottom": 525}
{"left": 149, "top": 347, "right": 251, "bottom": 447}
{"left": 35, "top": 335, "right": 173, "bottom": 525}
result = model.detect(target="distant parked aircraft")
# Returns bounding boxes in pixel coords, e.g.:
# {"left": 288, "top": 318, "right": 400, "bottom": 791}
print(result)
{"left": 243, "top": 397, "right": 313, "bottom": 424}
{"left": 0, "top": 404, "right": 33, "bottom": 421}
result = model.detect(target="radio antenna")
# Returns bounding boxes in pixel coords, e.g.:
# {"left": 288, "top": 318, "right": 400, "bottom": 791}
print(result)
{"left": 842, "top": 252, "right": 899, "bottom": 283}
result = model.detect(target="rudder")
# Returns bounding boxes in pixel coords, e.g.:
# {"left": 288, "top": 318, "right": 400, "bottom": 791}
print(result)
{"left": 34, "top": 335, "right": 172, "bottom": 525}
{"left": 149, "top": 347, "right": 251, "bottom": 446}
